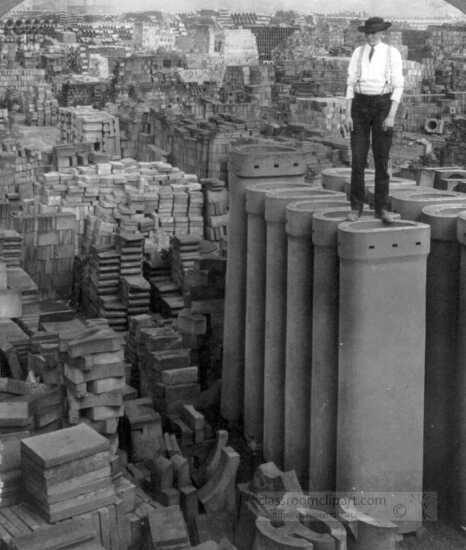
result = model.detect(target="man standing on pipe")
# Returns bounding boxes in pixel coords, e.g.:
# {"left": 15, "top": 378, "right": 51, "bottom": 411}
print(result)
{"left": 345, "top": 17, "right": 404, "bottom": 223}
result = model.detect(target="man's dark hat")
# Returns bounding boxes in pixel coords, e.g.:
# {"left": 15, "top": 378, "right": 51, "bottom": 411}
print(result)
{"left": 358, "top": 17, "right": 391, "bottom": 33}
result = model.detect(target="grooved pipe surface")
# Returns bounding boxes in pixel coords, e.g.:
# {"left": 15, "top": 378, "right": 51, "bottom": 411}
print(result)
{"left": 283, "top": 198, "right": 349, "bottom": 485}
{"left": 457, "top": 212, "right": 466, "bottom": 524}
{"left": 244, "top": 181, "right": 311, "bottom": 442}
{"left": 221, "top": 145, "right": 306, "bottom": 423}
{"left": 309, "top": 207, "right": 376, "bottom": 493}
{"left": 337, "top": 219, "right": 430, "bottom": 532}
{"left": 420, "top": 203, "right": 466, "bottom": 518}
{"left": 263, "top": 188, "right": 344, "bottom": 466}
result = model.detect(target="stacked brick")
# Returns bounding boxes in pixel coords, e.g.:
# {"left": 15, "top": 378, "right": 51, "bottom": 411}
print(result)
{"left": 59, "top": 106, "right": 121, "bottom": 158}
{"left": 13, "top": 212, "right": 77, "bottom": 300}
{"left": 290, "top": 96, "right": 347, "bottom": 134}
{"left": 0, "top": 320, "right": 30, "bottom": 372}
{"left": 0, "top": 69, "right": 47, "bottom": 102}
{"left": 0, "top": 109, "right": 8, "bottom": 133}
{"left": 0, "top": 429, "right": 29, "bottom": 508}
{"left": 141, "top": 329, "right": 200, "bottom": 416}
{"left": 170, "top": 235, "right": 201, "bottom": 289}
{"left": 21, "top": 424, "right": 116, "bottom": 523}
{"left": 444, "top": 117, "right": 466, "bottom": 165}
{"left": 23, "top": 83, "right": 59, "bottom": 126}
{"left": 403, "top": 60, "right": 424, "bottom": 94}
{"left": 81, "top": 230, "right": 147, "bottom": 331}
{"left": 38, "top": 161, "right": 205, "bottom": 252}
{"left": 0, "top": 230, "right": 41, "bottom": 332}
{"left": 0, "top": 144, "right": 38, "bottom": 205}
{"left": 203, "top": 178, "right": 228, "bottom": 242}
{"left": 64, "top": 328, "right": 125, "bottom": 450}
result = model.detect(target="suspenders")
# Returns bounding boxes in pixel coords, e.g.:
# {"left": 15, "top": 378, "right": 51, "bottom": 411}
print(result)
{"left": 355, "top": 44, "right": 393, "bottom": 95}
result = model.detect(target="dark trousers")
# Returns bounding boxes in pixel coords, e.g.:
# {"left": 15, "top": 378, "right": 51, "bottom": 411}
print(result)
{"left": 350, "top": 93, "right": 393, "bottom": 216}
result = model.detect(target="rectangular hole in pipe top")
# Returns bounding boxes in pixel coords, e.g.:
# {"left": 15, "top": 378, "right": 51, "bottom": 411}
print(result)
{"left": 369, "top": 245, "right": 375, "bottom": 249}
{"left": 392, "top": 243, "right": 398, "bottom": 247}
{"left": 274, "top": 163, "right": 280, "bottom": 168}
{"left": 416, "top": 241, "right": 421, "bottom": 245}
{"left": 254, "top": 164, "right": 260, "bottom": 169}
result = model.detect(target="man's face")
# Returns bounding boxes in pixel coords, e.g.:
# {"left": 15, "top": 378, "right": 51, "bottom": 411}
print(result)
{"left": 365, "top": 31, "right": 383, "bottom": 47}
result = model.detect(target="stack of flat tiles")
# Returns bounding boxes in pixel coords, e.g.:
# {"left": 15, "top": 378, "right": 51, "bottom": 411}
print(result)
{"left": 126, "top": 314, "right": 154, "bottom": 389}
{"left": 64, "top": 329, "right": 125, "bottom": 446}
{"left": 146, "top": 275, "right": 184, "bottom": 319}
{"left": 170, "top": 235, "right": 201, "bottom": 289}
{"left": 21, "top": 424, "right": 116, "bottom": 523}
{"left": 0, "top": 377, "right": 63, "bottom": 436}
{"left": 0, "top": 321, "right": 30, "bottom": 372}
{"left": 0, "top": 430, "right": 30, "bottom": 508}
{"left": 137, "top": 326, "right": 200, "bottom": 415}
{"left": 98, "top": 298, "right": 128, "bottom": 333}
{"left": 3, "top": 517, "right": 105, "bottom": 550}
{"left": 23, "top": 83, "right": 59, "bottom": 127}
{"left": 7, "top": 268, "right": 40, "bottom": 333}
{"left": 13, "top": 213, "right": 77, "bottom": 300}
{"left": 115, "top": 232, "right": 143, "bottom": 277}
{"left": 85, "top": 247, "right": 122, "bottom": 327}
{"left": 0, "top": 230, "right": 23, "bottom": 267}
{"left": 137, "top": 326, "right": 182, "bottom": 400}
{"left": 119, "top": 276, "right": 150, "bottom": 317}
{"left": 203, "top": 179, "right": 228, "bottom": 242}
{"left": 28, "top": 331, "right": 62, "bottom": 386}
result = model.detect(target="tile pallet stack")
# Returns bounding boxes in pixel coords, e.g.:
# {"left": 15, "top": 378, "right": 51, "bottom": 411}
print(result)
{"left": 126, "top": 314, "right": 155, "bottom": 389}
{"left": 0, "top": 70, "right": 47, "bottom": 103}
{"left": 13, "top": 213, "right": 77, "bottom": 300}
{"left": 203, "top": 178, "right": 229, "bottom": 242}
{"left": 0, "top": 430, "right": 30, "bottom": 508}
{"left": 22, "top": 83, "right": 59, "bottom": 127}
{"left": 28, "top": 331, "right": 62, "bottom": 386}
{"left": 119, "top": 276, "right": 150, "bottom": 317}
{"left": 84, "top": 247, "right": 126, "bottom": 331}
{"left": 290, "top": 97, "right": 347, "bottom": 137}
{"left": 21, "top": 424, "right": 116, "bottom": 523}
{"left": 58, "top": 107, "right": 121, "bottom": 158}
{"left": 0, "top": 320, "right": 30, "bottom": 373}
{"left": 7, "top": 267, "right": 40, "bottom": 333}
{"left": 137, "top": 326, "right": 201, "bottom": 416}
{"left": 115, "top": 232, "right": 143, "bottom": 277}
{"left": 170, "top": 235, "right": 201, "bottom": 289}
{"left": 64, "top": 329, "right": 125, "bottom": 448}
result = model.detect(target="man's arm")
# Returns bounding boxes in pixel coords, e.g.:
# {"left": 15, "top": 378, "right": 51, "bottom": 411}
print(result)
{"left": 384, "top": 47, "right": 404, "bottom": 130}
{"left": 345, "top": 47, "right": 360, "bottom": 132}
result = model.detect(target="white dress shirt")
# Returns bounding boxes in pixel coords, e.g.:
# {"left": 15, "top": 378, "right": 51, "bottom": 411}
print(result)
{"left": 346, "top": 42, "right": 404, "bottom": 103}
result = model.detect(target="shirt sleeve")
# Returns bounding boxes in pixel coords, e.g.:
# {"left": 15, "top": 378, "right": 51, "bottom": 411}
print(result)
{"left": 346, "top": 46, "right": 361, "bottom": 100}
{"left": 390, "top": 46, "right": 404, "bottom": 103}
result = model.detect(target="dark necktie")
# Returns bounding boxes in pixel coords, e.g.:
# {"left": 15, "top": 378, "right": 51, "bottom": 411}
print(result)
{"left": 369, "top": 46, "right": 375, "bottom": 62}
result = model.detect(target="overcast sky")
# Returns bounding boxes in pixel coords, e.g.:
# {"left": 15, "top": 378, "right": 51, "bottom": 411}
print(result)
{"left": 106, "top": 0, "right": 463, "bottom": 17}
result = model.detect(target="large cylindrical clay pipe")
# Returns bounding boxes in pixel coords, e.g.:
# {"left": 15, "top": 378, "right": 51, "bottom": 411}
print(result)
{"left": 244, "top": 181, "right": 311, "bottom": 443}
{"left": 222, "top": 145, "right": 306, "bottom": 423}
{"left": 337, "top": 219, "right": 430, "bottom": 532}
{"left": 420, "top": 203, "right": 466, "bottom": 519}
{"left": 283, "top": 197, "right": 349, "bottom": 485}
{"left": 390, "top": 189, "right": 463, "bottom": 220}
{"left": 309, "top": 207, "right": 378, "bottom": 493}
{"left": 456, "top": 211, "right": 466, "bottom": 525}
{"left": 263, "top": 188, "right": 345, "bottom": 466}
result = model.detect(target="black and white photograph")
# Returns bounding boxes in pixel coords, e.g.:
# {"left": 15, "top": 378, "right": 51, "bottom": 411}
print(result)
{"left": 0, "top": 0, "right": 464, "bottom": 548}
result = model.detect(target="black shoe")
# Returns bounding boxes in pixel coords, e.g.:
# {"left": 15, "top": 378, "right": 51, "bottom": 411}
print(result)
{"left": 380, "top": 209, "right": 396, "bottom": 224}
{"left": 346, "top": 211, "right": 359, "bottom": 222}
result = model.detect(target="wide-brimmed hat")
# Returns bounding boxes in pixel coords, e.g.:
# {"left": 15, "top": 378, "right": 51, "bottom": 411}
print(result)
{"left": 358, "top": 17, "right": 392, "bottom": 33}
